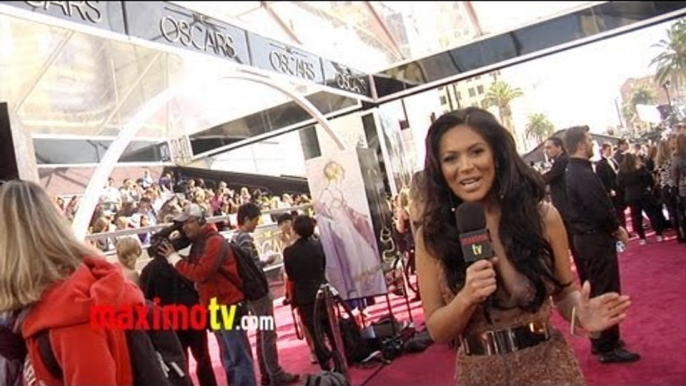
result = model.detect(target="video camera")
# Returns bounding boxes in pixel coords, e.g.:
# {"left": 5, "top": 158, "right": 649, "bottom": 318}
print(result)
{"left": 147, "top": 221, "right": 192, "bottom": 258}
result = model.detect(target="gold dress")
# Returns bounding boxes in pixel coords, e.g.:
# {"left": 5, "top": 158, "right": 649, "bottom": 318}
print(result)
{"left": 440, "top": 266, "right": 585, "bottom": 386}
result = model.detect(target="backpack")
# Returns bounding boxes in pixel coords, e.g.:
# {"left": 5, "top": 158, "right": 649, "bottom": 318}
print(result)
{"left": 216, "top": 240, "right": 269, "bottom": 302}
{"left": 0, "top": 311, "right": 27, "bottom": 386}
{"left": 370, "top": 315, "right": 409, "bottom": 341}
{"left": 403, "top": 329, "right": 434, "bottom": 353}
{"left": 36, "top": 301, "right": 190, "bottom": 386}
{"left": 366, "top": 315, "right": 415, "bottom": 361}
{"left": 303, "top": 371, "right": 349, "bottom": 386}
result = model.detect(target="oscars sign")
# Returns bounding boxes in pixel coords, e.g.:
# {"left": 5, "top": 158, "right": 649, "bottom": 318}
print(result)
{"left": 169, "top": 136, "right": 193, "bottom": 166}
{"left": 159, "top": 13, "right": 238, "bottom": 59}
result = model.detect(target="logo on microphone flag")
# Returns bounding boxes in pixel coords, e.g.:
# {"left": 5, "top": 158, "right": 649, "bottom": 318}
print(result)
{"left": 460, "top": 229, "right": 494, "bottom": 263}
{"left": 472, "top": 244, "right": 483, "bottom": 256}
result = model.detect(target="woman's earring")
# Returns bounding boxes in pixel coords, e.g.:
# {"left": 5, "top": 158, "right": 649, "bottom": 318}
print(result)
{"left": 449, "top": 194, "right": 457, "bottom": 212}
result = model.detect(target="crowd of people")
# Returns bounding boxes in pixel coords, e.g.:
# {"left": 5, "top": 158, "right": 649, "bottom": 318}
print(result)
{"left": 4, "top": 106, "right": 686, "bottom": 386}
{"left": 52, "top": 171, "right": 313, "bottom": 252}
{"left": 542, "top": 130, "right": 686, "bottom": 246}
{"left": 1, "top": 179, "right": 320, "bottom": 386}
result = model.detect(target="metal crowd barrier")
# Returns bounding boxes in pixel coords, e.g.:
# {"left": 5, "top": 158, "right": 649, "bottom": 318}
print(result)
{"left": 85, "top": 204, "right": 313, "bottom": 242}
{"left": 319, "top": 283, "right": 351, "bottom": 384}
{"left": 92, "top": 205, "right": 313, "bottom": 279}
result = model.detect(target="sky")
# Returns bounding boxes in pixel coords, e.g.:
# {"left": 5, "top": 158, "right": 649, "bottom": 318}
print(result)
{"left": 501, "top": 18, "right": 677, "bottom": 142}
{"left": 471, "top": 1, "right": 595, "bottom": 36}
{"left": 394, "top": 16, "right": 682, "bottom": 165}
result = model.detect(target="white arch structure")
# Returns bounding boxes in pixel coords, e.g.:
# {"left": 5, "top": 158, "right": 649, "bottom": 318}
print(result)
{"left": 72, "top": 72, "right": 347, "bottom": 240}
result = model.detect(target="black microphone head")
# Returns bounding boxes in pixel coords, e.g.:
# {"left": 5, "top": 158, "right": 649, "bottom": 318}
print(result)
{"left": 455, "top": 202, "right": 487, "bottom": 234}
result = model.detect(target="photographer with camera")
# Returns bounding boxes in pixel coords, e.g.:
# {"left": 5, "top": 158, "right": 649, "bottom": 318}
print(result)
{"left": 141, "top": 224, "right": 217, "bottom": 386}
{"left": 159, "top": 204, "right": 256, "bottom": 386}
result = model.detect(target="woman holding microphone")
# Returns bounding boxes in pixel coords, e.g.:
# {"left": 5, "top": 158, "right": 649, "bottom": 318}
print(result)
{"left": 417, "top": 109, "right": 633, "bottom": 385}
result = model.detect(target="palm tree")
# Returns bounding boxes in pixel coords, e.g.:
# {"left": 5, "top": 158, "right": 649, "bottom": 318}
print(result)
{"left": 630, "top": 86, "right": 656, "bottom": 108}
{"left": 525, "top": 113, "right": 555, "bottom": 144}
{"left": 622, "top": 87, "right": 656, "bottom": 130}
{"left": 483, "top": 81, "right": 523, "bottom": 135}
{"left": 651, "top": 19, "right": 686, "bottom": 88}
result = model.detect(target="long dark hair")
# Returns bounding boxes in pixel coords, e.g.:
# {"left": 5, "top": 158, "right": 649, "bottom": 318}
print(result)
{"left": 422, "top": 108, "right": 564, "bottom": 312}
{"left": 676, "top": 133, "right": 686, "bottom": 158}
{"left": 619, "top": 153, "right": 641, "bottom": 175}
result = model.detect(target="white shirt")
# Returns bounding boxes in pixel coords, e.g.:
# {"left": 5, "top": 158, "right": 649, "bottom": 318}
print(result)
{"left": 102, "top": 187, "right": 121, "bottom": 204}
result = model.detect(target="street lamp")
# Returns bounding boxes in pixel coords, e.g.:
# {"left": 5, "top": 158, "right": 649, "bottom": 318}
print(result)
{"left": 614, "top": 97, "right": 624, "bottom": 129}
{"left": 662, "top": 81, "right": 678, "bottom": 125}
{"left": 663, "top": 80, "right": 673, "bottom": 107}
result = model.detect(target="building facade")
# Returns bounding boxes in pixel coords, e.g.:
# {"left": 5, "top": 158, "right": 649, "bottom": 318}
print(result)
{"left": 436, "top": 71, "right": 502, "bottom": 113}
{"left": 620, "top": 76, "right": 671, "bottom": 106}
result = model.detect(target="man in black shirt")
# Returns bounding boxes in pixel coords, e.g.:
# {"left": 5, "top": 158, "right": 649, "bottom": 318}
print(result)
{"left": 283, "top": 216, "right": 334, "bottom": 371}
{"left": 140, "top": 252, "right": 218, "bottom": 386}
{"left": 596, "top": 142, "right": 626, "bottom": 228}
{"left": 564, "top": 126, "right": 640, "bottom": 364}
{"left": 543, "top": 137, "right": 585, "bottom": 282}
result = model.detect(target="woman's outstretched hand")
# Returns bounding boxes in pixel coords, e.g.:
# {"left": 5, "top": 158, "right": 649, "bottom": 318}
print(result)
{"left": 577, "top": 281, "right": 631, "bottom": 333}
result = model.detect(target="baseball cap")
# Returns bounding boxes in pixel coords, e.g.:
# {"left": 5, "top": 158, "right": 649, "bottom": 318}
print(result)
{"left": 174, "top": 204, "right": 205, "bottom": 222}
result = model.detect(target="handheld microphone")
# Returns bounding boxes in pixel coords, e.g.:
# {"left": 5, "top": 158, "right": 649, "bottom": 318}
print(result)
{"left": 455, "top": 202, "right": 494, "bottom": 263}
{"left": 456, "top": 202, "right": 496, "bottom": 323}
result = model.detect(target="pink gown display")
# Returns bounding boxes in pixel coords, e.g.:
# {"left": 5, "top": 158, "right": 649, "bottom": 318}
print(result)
{"left": 314, "top": 199, "right": 386, "bottom": 300}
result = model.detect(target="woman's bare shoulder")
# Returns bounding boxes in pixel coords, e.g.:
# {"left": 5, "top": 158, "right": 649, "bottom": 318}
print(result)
{"left": 538, "top": 201, "right": 562, "bottom": 226}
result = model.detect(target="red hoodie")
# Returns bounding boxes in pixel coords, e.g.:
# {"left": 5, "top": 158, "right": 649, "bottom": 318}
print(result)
{"left": 21, "top": 257, "right": 145, "bottom": 386}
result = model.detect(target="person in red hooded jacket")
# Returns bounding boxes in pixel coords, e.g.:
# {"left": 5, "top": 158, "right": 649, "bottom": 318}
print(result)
{"left": 160, "top": 204, "right": 257, "bottom": 386}
{"left": 0, "top": 180, "right": 145, "bottom": 386}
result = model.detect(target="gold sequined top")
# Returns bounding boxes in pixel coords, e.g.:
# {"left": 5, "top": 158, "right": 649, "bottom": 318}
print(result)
{"left": 439, "top": 265, "right": 585, "bottom": 386}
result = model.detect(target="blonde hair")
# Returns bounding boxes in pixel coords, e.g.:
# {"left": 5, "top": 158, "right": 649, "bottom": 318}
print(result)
{"left": 0, "top": 180, "right": 100, "bottom": 311}
{"left": 116, "top": 237, "right": 141, "bottom": 270}
{"left": 93, "top": 216, "right": 110, "bottom": 233}
{"left": 116, "top": 216, "right": 130, "bottom": 230}
{"left": 409, "top": 171, "right": 427, "bottom": 225}
{"left": 323, "top": 161, "right": 344, "bottom": 182}
{"left": 397, "top": 187, "right": 410, "bottom": 210}
{"left": 656, "top": 139, "right": 673, "bottom": 167}
{"left": 194, "top": 189, "right": 206, "bottom": 203}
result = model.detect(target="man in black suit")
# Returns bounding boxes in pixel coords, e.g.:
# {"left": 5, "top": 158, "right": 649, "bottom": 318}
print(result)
{"left": 564, "top": 126, "right": 639, "bottom": 364}
{"left": 613, "top": 138, "right": 629, "bottom": 166}
{"left": 283, "top": 215, "right": 334, "bottom": 371}
{"left": 596, "top": 142, "right": 626, "bottom": 227}
{"left": 543, "top": 137, "right": 586, "bottom": 283}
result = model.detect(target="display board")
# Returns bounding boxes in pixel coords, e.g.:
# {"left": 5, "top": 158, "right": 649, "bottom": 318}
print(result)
{"left": 305, "top": 149, "right": 387, "bottom": 300}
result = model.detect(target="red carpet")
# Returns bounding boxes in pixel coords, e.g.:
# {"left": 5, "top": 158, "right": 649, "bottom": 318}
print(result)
{"left": 190, "top": 230, "right": 686, "bottom": 385}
